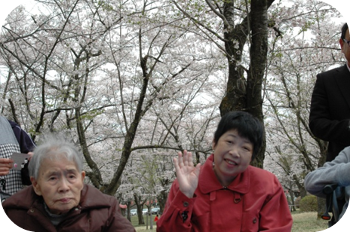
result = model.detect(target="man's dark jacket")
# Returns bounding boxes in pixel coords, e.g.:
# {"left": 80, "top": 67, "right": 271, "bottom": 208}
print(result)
{"left": 309, "top": 64, "right": 350, "bottom": 161}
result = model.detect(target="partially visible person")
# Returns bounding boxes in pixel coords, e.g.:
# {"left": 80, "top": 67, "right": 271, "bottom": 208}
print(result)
{"left": 156, "top": 111, "right": 293, "bottom": 232}
{"left": 8, "top": 119, "right": 35, "bottom": 154}
{"left": 0, "top": 115, "right": 35, "bottom": 201}
{"left": 309, "top": 23, "right": 350, "bottom": 162}
{"left": 154, "top": 214, "right": 159, "bottom": 222}
{"left": 8, "top": 118, "right": 36, "bottom": 185}
{"left": 304, "top": 146, "right": 350, "bottom": 220}
{"left": 2, "top": 134, "right": 135, "bottom": 232}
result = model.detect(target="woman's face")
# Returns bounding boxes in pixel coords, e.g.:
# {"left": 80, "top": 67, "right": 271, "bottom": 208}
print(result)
{"left": 31, "top": 155, "right": 85, "bottom": 215}
{"left": 212, "top": 129, "right": 253, "bottom": 186}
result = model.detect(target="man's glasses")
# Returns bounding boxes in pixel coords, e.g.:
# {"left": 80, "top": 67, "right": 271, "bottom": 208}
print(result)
{"left": 343, "top": 38, "right": 350, "bottom": 46}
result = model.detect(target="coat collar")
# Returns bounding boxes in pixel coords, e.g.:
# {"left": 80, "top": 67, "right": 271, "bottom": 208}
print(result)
{"left": 198, "top": 154, "right": 250, "bottom": 194}
{"left": 79, "top": 184, "right": 112, "bottom": 209}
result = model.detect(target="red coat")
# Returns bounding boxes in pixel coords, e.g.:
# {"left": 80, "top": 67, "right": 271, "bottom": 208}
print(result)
{"left": 2, "top": 184, "right": 135, "bottom": 232}
{"left": 157, "top": 154, "right": 292, "bottom": 232}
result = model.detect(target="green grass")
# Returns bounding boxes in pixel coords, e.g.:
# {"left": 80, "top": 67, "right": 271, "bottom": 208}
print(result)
{"left": 130, "top": 211, "right": 329, "bottom": 232}
{"left": 135, "top": 226, "right": 156, "bottom": 232}
{"left": 291, "top": 211, "right": 328, "bottom": 232}
{"left": 131, "top": 214, "right": 157, "bottom": 232}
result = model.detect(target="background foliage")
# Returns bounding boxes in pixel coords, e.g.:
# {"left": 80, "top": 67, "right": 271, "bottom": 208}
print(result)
{"left": 0, "top": 0, "right": 346, "bottom": 224}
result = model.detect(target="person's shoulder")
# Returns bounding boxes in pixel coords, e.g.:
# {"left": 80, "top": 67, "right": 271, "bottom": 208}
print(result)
{"left": 318, "top": 65, "right": 347, "bottom": 78}
{"left": 330, "top": 146, "right": 350, "bottom": 163}
{"left": 82, "top": 184, "right": 118, "bottom": 206}
{"left": 248, "top": 166, "right": 278, "bottom": 181}
{"left": 83, "top": 184, "right": 110, "bottom": 197}
{"left": 248, "top": 165, "right": 269, "bottom": 172}
{"left": 7, "top": 119, "right": 23, "bottom": 134}
{"left": 2, "top": 186, "right": 35, "bottom": 209}
{"left": 341, "top": 145, "right": 350, "bottom": 154}
{"left": 248, "top": 165, "right": 273, "bottom": 174}
{"left": 7, "top": 119, "right": 18, "bottom": 130}
{"left": 247, "top": 167, "right": 283, "bottom": 193}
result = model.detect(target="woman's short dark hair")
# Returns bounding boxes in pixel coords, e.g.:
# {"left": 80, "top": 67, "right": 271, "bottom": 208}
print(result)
{"left": 213, "top": 111, "right": 264, "bottom": 160}
{"left": 341, "top": 23, "right": 348, "bottom": 40}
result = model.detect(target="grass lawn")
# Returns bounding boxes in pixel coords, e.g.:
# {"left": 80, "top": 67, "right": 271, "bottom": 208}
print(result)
{"left": 130, "top": 210, "right": 330, "bottom": 232}
{"left": 291, "top": 210, "right": 329, "bottom": 232}
{"left": 131, "top": 214, "right": 157, "bottom": 232}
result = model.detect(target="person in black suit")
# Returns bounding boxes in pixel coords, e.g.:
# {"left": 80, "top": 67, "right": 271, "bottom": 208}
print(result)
{"left": 309, "top": 23, "right": 350, "bottom": 161}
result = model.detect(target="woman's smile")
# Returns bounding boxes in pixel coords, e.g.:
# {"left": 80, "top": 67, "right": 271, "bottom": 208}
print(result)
{"left": 224, "top": 158, "right": 237, "bottom": 166}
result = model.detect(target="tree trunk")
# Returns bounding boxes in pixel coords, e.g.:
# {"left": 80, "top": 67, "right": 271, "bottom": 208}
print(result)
{"left": 157, "top": 189, "right": 168, "bottom": 215}
{"left": 220, "top": 0, "right": 274, "bottom": 168}
{"left": 219, "top": 0, "right": 248, "bottom": 116}
{"left": 134, "top": 194, "right": 145, "bottom": 225}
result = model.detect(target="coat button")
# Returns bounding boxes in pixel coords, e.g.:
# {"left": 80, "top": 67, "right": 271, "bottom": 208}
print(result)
{"left": 29, "top": 209, "right": 34, "bottom": 213}
{"left": 183, "top": 201, "right": 189, "bottom": 207}
{"left": 253, "top": 218, "right": 257, "bottom": 224}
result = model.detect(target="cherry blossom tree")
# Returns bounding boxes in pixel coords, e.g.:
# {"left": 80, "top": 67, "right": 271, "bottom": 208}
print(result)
{"left": 0, "top": 0, "right": 346, "bottom": 222}
{"left": 170, "top": 0, "right": 278, "bottom": 167}
{"left": 0, "top": 0, "right": 223, "bottom": 204}
{"left": 264, "top": 0, "right": 344, "bottom": 215}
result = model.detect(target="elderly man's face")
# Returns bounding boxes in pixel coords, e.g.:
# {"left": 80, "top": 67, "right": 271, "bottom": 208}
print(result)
{"left": 31, "top": 155, "right": 85, "bottom": 215}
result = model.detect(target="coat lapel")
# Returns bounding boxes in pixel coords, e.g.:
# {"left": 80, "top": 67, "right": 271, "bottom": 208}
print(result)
{"left": 335, "top": 65, "right": 350, "bottom": 109}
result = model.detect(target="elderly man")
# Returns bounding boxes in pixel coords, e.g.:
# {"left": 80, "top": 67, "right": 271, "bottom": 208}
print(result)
{"left": 2, "top": 134, "right": 135, "bottom": 232}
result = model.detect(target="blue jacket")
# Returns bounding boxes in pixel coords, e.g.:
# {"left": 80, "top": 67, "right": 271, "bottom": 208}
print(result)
{"left": 8, "top": 120, "right": 35, "bottom": 153}
{"left": 305, "top": 146, "right": 350, "bottom": 219}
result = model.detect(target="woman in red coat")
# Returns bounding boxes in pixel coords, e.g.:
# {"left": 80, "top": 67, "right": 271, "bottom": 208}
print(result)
{"left": 156, "top": 111, "right": 293, "bottom": 232}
